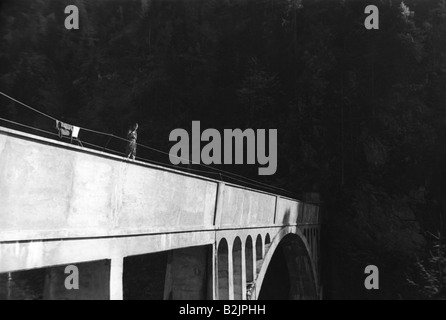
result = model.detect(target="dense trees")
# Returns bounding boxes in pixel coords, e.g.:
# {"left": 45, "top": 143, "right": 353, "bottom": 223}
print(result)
{"left": 1, "top": 0, "right": 446, "bottom": 299}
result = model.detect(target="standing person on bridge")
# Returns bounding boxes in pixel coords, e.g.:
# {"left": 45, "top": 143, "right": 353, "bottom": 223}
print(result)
{"left": 125, "top": 123, "right": 138, "bottom": 160}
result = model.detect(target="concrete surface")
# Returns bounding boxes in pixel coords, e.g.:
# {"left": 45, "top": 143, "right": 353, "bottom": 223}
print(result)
{"left": 0, "top": 127, "right": 321, "bottom": 300}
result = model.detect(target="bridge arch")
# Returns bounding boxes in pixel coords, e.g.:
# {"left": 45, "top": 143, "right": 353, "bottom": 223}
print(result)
{"left": 245, "top": 236, "right": 254, "bottom": 285}
{"left": 232, "top": 237, "right": 243, "bottom": 300}
{"left": 255, "top": 235, "right": 263, "bottom": 262}
{"left": 265, "top": 233, "right": 271, "bottom": 245}
{"left": 254, "top": 227, "right": 319, "bottom": 300}
{"left": 217, "top": 238, "right": 229, "bottom": 300}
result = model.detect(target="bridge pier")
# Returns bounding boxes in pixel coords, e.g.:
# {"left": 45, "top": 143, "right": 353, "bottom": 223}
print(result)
{"left": 241, "top": 243, "right": 247, "bottom": 301}
{"left": 110, "top": 258, "right": 124, "bottom": 300}
{"left": 227, "top": 243, "right": 235, "bottom": 300}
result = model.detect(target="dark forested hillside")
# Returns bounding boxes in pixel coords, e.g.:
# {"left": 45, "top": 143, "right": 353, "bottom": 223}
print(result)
{"left": 1, "top": 0, "right": 446, "bottom": 299}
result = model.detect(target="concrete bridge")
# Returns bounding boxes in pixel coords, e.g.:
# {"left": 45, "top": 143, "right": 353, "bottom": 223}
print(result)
{"left": 0, "top": 127, "right": 321, "bottom": 300}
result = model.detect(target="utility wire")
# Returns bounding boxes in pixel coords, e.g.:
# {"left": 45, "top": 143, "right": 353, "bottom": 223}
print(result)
{"left": 0, "top": 91, "right": 58, "bottom": 121}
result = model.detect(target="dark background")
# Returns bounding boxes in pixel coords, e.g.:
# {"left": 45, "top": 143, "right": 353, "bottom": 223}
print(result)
{"left": 1, "top": 0, "right": 446, "bottom": 299}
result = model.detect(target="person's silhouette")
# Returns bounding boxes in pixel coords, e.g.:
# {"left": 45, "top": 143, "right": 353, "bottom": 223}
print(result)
{"left": 125, "top": 123, "right": 138, "bottom": 160}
